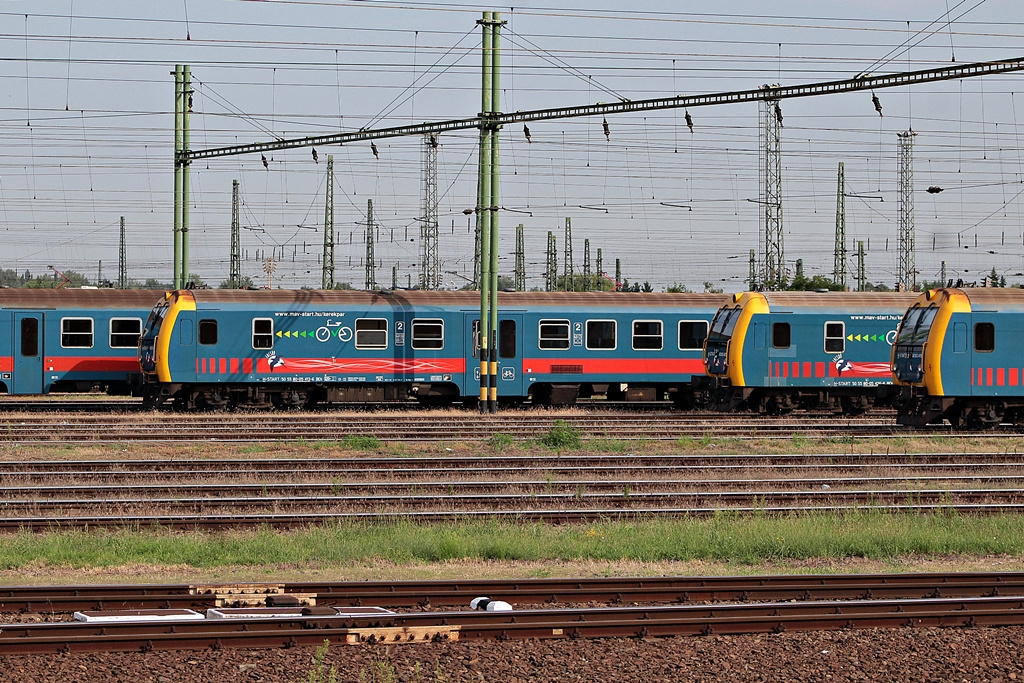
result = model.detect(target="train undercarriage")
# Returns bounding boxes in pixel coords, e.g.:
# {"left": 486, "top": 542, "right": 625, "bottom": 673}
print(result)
{"left": 895, "top": 387, "right": 1024, "bottom": 428}
{"left": 139, "top": 380, "right": 698, "bottom": 411}
{"left": 695, "top": 377, "right": 894, "bottom": 416}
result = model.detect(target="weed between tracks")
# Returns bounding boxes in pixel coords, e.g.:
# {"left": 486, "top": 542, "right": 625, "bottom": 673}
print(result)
{"left": 3, "top": 513, "right": 1024, "bottom": 572}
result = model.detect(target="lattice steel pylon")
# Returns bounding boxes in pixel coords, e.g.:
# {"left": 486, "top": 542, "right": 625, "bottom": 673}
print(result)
{"left": 514, "top": 223, "right": 525, "bottom": 291}
{"left": 118, "top": 216, "right": 127, "bottom": 289}
{"left": 321, "top": 156, "right": 334, "bottom": 289}
{"left": 545, "top": 231, "right": 557, "bottom": 291}
{"left": 759, "top": 96, "right": 785, "bottom": 290}
{"left": 833, "top": 162, "right": 847, "bottom": 289}
{"left": 897, "top": 130, "right": 917, "bottom": 291}
{"left": 421, "top": 135, "right": 440, "bottom": 289}
{"left": 365, "top": 199, "right": 376, "bottom": 290}
{"left": 563, "top": 217, "right": 574, "bottom": 291}
{"left": 583, "top": 238, "right": 591, "bottom": 292}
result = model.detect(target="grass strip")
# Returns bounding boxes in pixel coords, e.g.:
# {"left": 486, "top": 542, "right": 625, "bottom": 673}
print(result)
{"left": 1, "top": 512, "right": 1022, "bottom": 570}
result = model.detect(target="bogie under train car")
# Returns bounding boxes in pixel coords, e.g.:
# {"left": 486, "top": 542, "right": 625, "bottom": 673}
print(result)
{"left": 893, "top": 287, "right": 1024, "bottom": 428}
{"left": 138, "top": 289, "right": 725, "bottom": 409}
{"left": 700, "top": 291, "right": 917, "bottom": 414}
{"left": 0, "top": 289, "right": 163, "bottom": 395}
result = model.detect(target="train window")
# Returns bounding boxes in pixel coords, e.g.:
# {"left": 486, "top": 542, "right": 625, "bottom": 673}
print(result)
{"left": 472, "top": 319, "right": 481, "bottom": 358}
{"left": 975, "top": 322, "right": 995, "bottom": 352}
{"left": 61, "top": 317, "right": 93, "bottom": 348}
{"left": 20, "top": 318, "right": 38, "bottom": 357}
{"left": 678, "top": 321, "right": 708, "bottom": 350}
{"left": 500, "top": 319, "right": 516, "bottom": 358}
{"left": 896, "top": 306, "right": 939, "bottom": 345}
{"left": 356, "top": 318, "right": 388, "bottom": 350}
{"left": 412, "top": 319, "right": 444, "bottom": 350}
{"left": 586, "top": 320, "right": 616, "bottom": 350}
{"left": 632, "top": 320, "right": 663, "bottom": 350}
{"left": 824, "top": 322, "right": 845, "bottom": 353}
{"left": 252, "top": 318, "right": 274, "bottom": 349}
{"left": 538, "top": 320, "right": 570, "bottom": 350}
{"left": 772, "top": 322, "right": 790, "bottom": 349}
{"left": 198, "top": 320, "right": 218, "bottom": 346}
{"left": 110, "top": 318, "right": 144, "bottom": 348}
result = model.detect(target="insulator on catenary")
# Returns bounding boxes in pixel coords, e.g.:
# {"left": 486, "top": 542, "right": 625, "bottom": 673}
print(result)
{"left": 523, "top": 124, "right": 531, "bottom": 143}
{"left": 773, "top": 102, "right": 783, "bottom": 126}
{"left": 602, "top": 118, "right": 610, "bottom": 141}
{"left": 312, "top": 148, "right": 318, "bottom": 163}
{"left": 261, "top": 154, "right": 269, "bottom": 170}
{"left": 684, "top": 111, "right": 694, "bottom": 133}
{"left": 872, "top": 93, "right": 883, "bottom": 117}
{"left": 370, "top": 142, "right": 379, "bottom": 159}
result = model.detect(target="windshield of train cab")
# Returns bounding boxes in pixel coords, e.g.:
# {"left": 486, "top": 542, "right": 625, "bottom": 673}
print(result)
{"left": 143, "top": 301, "right": 169, "bottom": 337}
{"left": 708, "top": 306, "right": 741, "bottom": 340}
{"left": 895, "top": 305, "right": 938, "bottom": 345}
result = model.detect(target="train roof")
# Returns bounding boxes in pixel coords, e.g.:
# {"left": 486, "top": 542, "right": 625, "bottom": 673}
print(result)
{"left": 0, "top": 289, "right": 164, "bottom": 309}
{"left": 913, "top": 287, "right": 1024, "bottom": 311}
{"left": 729, "top": 291, "right": 917, "bottom": 311}
{"left": 174, "top": 289, "right": 729, "bottom": 309}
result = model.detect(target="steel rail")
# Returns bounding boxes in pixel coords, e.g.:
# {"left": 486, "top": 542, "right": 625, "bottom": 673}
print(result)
{"left": 3, "top": 595, "right": 1024, "bottom": 654}
{"left": 4, "top": 502, "right": 1024, "bottom": 530}
{"left": 4, "top": 572, "right": 1024, "bottom": 612}
{"left": 0, "top": 452, "right": 1021, "bottom": 473}
{"left": 5, "top": 473, "right": 1024, "bottom": 497}
{"left": 2, "top": 487, "right": 1023, "bottom": 512}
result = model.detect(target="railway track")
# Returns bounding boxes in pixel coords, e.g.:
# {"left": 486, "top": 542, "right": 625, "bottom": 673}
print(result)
{"left": 3, "top": 451, "right": 1024, "bottom": 527}
{"left": 0, "top": 410, "right": 916, "bottom": 442}
{"left": 2, "top": 573, "right": 1024, "bottom": 654}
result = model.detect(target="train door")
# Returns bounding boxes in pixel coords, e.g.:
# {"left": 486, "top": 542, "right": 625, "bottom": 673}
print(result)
{"left": 465, "top": 313, "right": 525, "bottom": 401}
{"left": 13, "top": 312, "right": 43, "bottom": 394}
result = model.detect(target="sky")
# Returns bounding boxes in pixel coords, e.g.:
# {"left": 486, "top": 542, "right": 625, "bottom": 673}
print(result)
{"left": 1, "top": 0, "right": 1023, "bottom": 292}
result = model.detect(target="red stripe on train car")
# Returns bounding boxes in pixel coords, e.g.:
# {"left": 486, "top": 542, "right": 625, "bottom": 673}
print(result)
{"left": 998, "top": 368, "right": 1005, "bottom": 386}
{"left": 523, "top": 358, "right": 706, "bottom": 375}
{"left": 195, "top": 358, "right": 199, "bottom": 374}
{"left": 803, "top": 362, "right": 811, "bottom": 378}
{"left": 791, "top": 362, "right": 799, "bottom": 378}
{"left": 243, "top": 357, "right": 253, "bottom": 374}
{"left": 220, "top": 358, "right": 227, "bottom": 374}
{"left": 44, "top": 357, "right": 139, "bottom": 372}
{"left": 987, "top": 368, "right": 993, "bottom": 386}
{"left": 1011, "top": 368, "right": 1019, "bottom": 387}
{"left": 0, "top": 357, "right": 12, "bottom": 373}
{"left": 815, "top": 362, "right": 824, "bottom": 378}
{"left": 828, "top": 363, "right": 838, "bottom": 378}
{"left": 230, "top": 358, "right": 239, "bottom": 374}
{"left": 782, "top": 363, "right": 788, "bottom": 378}
{"left": 201, "top": 358, "right": 207, "bottom": 374}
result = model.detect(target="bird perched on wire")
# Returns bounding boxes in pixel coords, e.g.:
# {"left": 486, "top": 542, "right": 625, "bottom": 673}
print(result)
{"left": 872, "top": 93, "right": 883, "bottom": 117}
{"left": 684, "top": 110, "right": 694, "bottom": 133}
{"left": 773, "top": 102, "right": 783, "bottom": 126}
{"left": 523, "top": 124, "right": 531, "bottom": 143}
{"left": 261, "top": 154, "right": 269, "bottom": 170}
{"left": 370, "top": 142, "right": 379, "bottom": 159}
{"left": 602, "top": 117, "right": 610, "bottom": 141}
{"left": 312, "top": 148, "right": 319, "bottom": 163}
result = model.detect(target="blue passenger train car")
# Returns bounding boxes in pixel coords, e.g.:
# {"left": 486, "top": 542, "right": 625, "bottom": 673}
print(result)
{"left": 138, "top": 289, "right": 724, "bottom": 409}
{"left": 892, "top": 287, "right": 1024, "bottom": 427}
{"left": 700, "top": 291, "right": 917, "bottom": 414}
{"left": 0, "top": 289, "right": 162, "bottom": 395}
